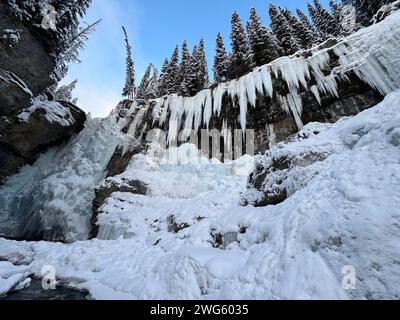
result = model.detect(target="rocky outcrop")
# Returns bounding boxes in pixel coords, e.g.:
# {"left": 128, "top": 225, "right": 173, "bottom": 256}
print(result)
{"left": 242, "top": 148, "right": 333, "bottom": 207}
{"left": 89, "top": 178, "right": 148, "bottom": 239}
{"left": 240, "top": 120, "right": 346, "bottom": 207}
{"left": 0, "top": 3, "right": 86, "bottom": 184}
{"left": 0, "top": 99, "right": 86, "bottom": 184}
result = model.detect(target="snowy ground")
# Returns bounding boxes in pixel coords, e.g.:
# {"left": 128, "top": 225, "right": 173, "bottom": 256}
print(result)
{"left": 1, "top": 91, "right": 400, "bottom": 300}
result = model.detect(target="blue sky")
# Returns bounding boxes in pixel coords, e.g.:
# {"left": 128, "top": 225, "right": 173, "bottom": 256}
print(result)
{"left": 62, "top": 0, "right": 329, "bottom": 117}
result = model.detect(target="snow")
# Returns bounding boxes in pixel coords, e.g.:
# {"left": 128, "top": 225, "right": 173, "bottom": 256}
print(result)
{"left": 1, "top": 90, "right": 400, "bottom": 300}
{"left": 18, "top": 96, "right": 74, "bottom": 126}
{"left": 0, "top": 262, "right": 31, "bottom": 297}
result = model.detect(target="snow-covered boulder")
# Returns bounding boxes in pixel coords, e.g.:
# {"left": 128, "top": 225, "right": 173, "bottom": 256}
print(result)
{"left": 373, "top": 1, "right": 400, "bottom": 24}
{"left": 0, "top": 97, "right": 86, "bottom": 184}
{"left": 241, "top": 122, "right": 342, "bottom": 207}
{"left": 0, "top": 262, "right": 31, "bottom": 298}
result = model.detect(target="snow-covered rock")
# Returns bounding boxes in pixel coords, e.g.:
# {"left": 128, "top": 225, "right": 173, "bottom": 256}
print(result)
{"left": 0, "top": 262, "right": 31, "bottom": 297}
{"left": 373, "top": 1, "right": 400, "bottom": 24}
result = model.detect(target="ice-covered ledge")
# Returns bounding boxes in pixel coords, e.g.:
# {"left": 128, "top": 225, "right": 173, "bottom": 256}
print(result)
{"left": 145, "top": 11, "right": 400, "bottom": 146}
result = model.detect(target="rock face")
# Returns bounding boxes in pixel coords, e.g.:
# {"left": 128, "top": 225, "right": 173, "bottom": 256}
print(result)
{"left": 0, "top": 3, "right": 86, "bottom": 184}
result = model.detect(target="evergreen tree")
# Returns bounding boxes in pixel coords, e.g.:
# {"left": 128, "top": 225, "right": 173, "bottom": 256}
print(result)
{"left": 60, "top": 19, "right": 101, "bottom": 66}
{"left": 296, "top": 8, "right": 316, "bottom": 31}
{"left": 158, "top": 58, "right": 171, "bottom": 97}
{"left": 55, "top": 79, "right": 78, "bottom": 103}
{"left": 137, "top": 64, "right": 152, "bottom": 100}
{"left": 146, "top": 66, "right": 159, "bottom": 100}
{"left": 186, "top": 45, "right": 200, "bottom": 96}
{"left": 247, "top": 7, "right": 282, "bottom": 67}
{"left": 178, "top": 40, "right": 191, "bottom": 96}
{"left": 213, "top": 33, "right": 229, "bottom": 82}
{"left": 330, "top": 0, "right": 351, "bottom": 36}
{"left": 122, "top": 26, "right": 135, "bottom": 99}
{"left": 330, "top": 0, "right": 342, "bottom": 23}
{"left": 281, "top": 8, "right": 316, "bottom": 49}
{"left": 310, "top": 0, "right": 341, "bottom": 37}
{"left": 197, "top": 39, "right": 209, "bottom": 91}
{"left": 269, "top": 4, "right": 301, "bottom": 56}
{"left": 167, "top": 45, "right": 180, "bottom": 94}
{"left": 229, "top": 11, "right": 252, "bottom": 78}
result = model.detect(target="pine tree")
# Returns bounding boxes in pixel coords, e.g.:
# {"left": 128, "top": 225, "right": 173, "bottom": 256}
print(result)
{"left": 213, "top": 33, "right": 229, "bottom": 82}
{"left": 296, "top": 8, "right": 316, "bottom": 31}
{"left": 269, "top": 4, "right": 301, "bottom": 56}
{"left": 146, "top": 66, "right": 159, "bottom": 100}
{"left": 54, "top": 0, "right": 94, "bottom": 55}
{"left": 158, "top": 58, "right": 171, "bottom": 97}
{"left": 330, "top": 0, "right": 341, "bottom": 23}
{"left": 281, "top": 8, "right": 316, "bottom": 49}
{"left": 197, "top": 39, "right": 209, "bottom": 91}
{"left": 55, "top": 79, "right": 78, "bottom": 103}
{"left": 122, "top": 26, "right": 135, "bottom": 99}
{"left": 178, "top": 40, "right": 191, "bottom": 96}
{"left": 137, "top": 64, "right": 152, "bottom": 100}
{"left": 247, "top": 7, "right": 282, "bottom": 67}
{"left": 60, "top": 19, "right": 101, "bottom": 65}
{"left": 186, "top": 45, "right": 200, "bottom": 96}
{"left": 310, "top": 0, "right": 341, "bottom": 37}
{"left": 229, "top": 11, "right": 252, "bottom": 78}
{"left": 167, "top": 45, "right": 180, "bottom": 94}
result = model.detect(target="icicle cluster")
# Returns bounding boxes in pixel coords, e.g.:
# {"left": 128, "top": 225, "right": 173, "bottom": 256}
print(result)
{"left": 149, "top": 11, "right": 400, "bottom": 145}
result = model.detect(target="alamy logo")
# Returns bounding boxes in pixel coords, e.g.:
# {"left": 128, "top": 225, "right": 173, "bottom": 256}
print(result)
{"left": 41, "top": 265, "right": 57, "bottom": 290}
{"left": 341, "top": 265, "right": 356, "bottom": 291}
{"left": 41, "top": 5, "right": 57, "bottom": 31}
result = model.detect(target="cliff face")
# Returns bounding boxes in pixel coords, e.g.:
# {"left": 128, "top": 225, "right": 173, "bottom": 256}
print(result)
{"left": 0, "top": 3, "right": 86, "bottom": 184}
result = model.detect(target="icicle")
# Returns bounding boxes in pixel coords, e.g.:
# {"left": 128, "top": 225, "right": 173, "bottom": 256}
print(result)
{"left": 308, "top": 50, "right": 331, "bottom": 82}
{"left": 213, "top": 83, "right": 225, "bottom": 116}
{"left": 272, "top": 57, "right": 310, "bottom": 92}
{"left": 253, "top": 69, "right": 265, "bottom": 96}
{"left": 203, "top": 89, "right": 213, "bottom": 128}
{"left": 267, "top": 124, "right": 276, "bottom": 149}
{"left": 245, "top": 73, "right": 257, "bottom": 108}
{"left": 287, "top": 92, "right": 304, "bottom": 130}
{"left": 319, "top": 76, "right": 339, "bottom": 98}
{"left": 193, "top": 91, "right": 206, "bottom": 131}
{"left": 277, "top": 93, "right": 304, "bottom": 130}
{"left": 310, "top": 85, "right": 322, "bottom": 105}
{"left": 238, "top": 78, "right": 248, "bottom": 132}
{"left": 260, "top": 66, "right": 273, "bottom": 98}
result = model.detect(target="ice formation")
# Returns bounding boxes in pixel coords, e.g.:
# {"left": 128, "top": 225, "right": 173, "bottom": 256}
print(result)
{"left": 0, "top": 109, "right": 131, "bottom": 241}
{"left": 150, "top": 12, "right": 400, "bottom": 144}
